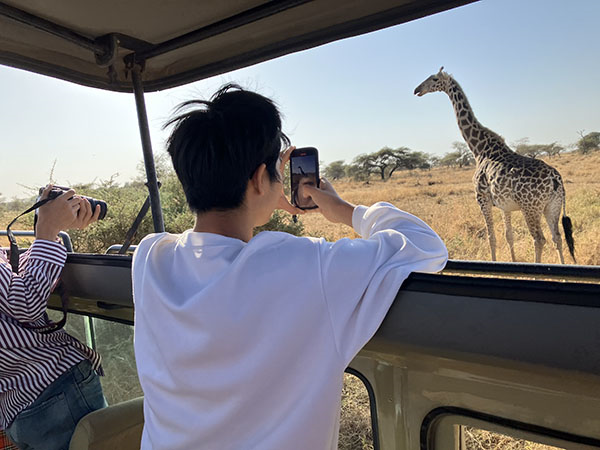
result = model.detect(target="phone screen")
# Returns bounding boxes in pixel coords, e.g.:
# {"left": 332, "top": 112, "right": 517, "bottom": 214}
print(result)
{"left": 290, "top": 150, "right": 319, "bottom": 210}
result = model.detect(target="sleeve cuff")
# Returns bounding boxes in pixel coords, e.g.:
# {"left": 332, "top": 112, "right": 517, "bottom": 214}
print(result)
{"left": 352, "top": 205, "right": 369, "bottom": 236}
{"left": 28, "top": 239, "right": 68, "bottom": 266}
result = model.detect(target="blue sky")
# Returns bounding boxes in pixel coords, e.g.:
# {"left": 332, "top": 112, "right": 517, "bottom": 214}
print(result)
{"left": 1, "top": 0, "right": 598, "bottom": 199}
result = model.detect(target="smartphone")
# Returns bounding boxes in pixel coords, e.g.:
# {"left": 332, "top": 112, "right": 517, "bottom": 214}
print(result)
{"left": 290, "top": 147, "right": 320, "bottom": 210}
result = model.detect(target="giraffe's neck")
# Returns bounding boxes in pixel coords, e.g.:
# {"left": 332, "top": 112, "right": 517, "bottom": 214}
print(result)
{"left": 444, "top": 77, "right": 508, "bottom": 162}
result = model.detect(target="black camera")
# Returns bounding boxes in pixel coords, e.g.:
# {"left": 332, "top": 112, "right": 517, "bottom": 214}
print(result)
{"left": 38, "top": 186, "right": 107, "bottom": 220}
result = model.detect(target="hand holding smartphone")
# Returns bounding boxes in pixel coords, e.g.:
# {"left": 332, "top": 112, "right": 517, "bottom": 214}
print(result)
{"left": 289, "top": 147, "right": 320, "bottom": 210}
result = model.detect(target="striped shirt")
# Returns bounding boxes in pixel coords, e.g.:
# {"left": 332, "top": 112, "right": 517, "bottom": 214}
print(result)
{"left": 0, "top": 240, "right": 102, "bottom": 430}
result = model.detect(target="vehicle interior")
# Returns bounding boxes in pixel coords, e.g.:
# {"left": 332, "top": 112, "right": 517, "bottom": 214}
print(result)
{"left": 1, "top": 1, "right": 600, "bottom": 449}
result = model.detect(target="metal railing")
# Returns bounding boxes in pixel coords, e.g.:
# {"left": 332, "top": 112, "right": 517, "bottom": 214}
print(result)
{"left": 105, "top": 244, "right": 138, "bottom": 255}
{"left": 0, "top": 230, "right": 73, "bottom": 252}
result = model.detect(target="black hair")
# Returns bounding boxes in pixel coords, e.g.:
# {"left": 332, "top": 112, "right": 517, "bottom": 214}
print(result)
{"left": 164, "top": 84, "right": 290, "bottom": 213}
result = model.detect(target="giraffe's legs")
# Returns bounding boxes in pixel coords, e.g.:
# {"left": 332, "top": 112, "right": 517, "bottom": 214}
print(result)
{"left": 523, "top": 210, "right": 546, "bottom": 263}
{"left": 477, "top": 195, "right": 496, "bottom": 261}
{"left": 544, "top": 198, "right": 565, "bottom": 264}
{"left": 502, "top": 211, "right": 516, "bottom": 262}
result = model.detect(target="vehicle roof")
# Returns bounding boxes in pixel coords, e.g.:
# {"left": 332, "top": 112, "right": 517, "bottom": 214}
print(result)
{"left": 0, "top": 0, "right": 476, "bottom": 92}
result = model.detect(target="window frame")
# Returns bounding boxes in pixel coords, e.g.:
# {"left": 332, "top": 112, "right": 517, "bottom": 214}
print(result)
{"left": 421, "top": 407, "right": 600, "bottom": 450}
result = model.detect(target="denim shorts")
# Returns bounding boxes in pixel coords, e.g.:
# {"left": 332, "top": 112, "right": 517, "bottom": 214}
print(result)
{"left": 6, "top": 359, "right": 107, "bottom": 450}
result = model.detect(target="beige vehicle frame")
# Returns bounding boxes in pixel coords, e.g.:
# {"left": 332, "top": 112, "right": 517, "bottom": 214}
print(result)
{"left": 1, "top": 1, "right": 600, "bottom": 449}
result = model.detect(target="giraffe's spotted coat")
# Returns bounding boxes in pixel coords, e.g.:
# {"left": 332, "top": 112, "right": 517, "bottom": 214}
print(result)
{"left": 414, "top": 68, "right": 575, "bottom": 263}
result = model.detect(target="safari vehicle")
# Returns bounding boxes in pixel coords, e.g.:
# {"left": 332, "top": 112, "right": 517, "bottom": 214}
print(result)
{"left": 1, "top": 0, "right": 600, "bottom": 449}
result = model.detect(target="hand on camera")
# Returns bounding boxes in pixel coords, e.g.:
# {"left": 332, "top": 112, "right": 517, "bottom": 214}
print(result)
{"left": 71, "top": 197, "right": 102, "bottom": 230}
{"left": 277, "top": 146, "right": 305, "bottom": 216}
{"left": 36, "top": 185, "right": 101, "bottom": 241}
{"left": 301, "top": 178, "right": 355, "bottom": 227}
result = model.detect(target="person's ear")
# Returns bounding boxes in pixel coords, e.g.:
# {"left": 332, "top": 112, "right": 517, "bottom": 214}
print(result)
{"left": 249, "top": 163, "right": 268, "bottom": 195}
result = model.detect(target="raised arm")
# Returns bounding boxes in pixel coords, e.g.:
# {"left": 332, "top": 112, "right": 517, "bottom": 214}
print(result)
{"left": 0, "top": 241, "right": 67, "bottom": 321}
{"left": 317, "top": 201, "right": 447, "bottom": 365}
{"left": 0, "top": 186, "right": 100, "bottom": 322}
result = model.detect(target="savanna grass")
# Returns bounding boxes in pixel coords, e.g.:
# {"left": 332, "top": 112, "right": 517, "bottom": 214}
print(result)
{"left": 302, "top": 151, "right": 600, "bottom": 265}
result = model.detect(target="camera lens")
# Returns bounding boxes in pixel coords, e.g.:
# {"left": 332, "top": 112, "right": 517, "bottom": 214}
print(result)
{"left": 85, "top": 197, "right": 107, "bottom": 220}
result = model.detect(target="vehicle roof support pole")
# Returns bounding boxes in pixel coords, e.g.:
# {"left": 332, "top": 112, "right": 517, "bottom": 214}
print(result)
{"left": 131, "top": 65, "right": 165, "bottom": 233}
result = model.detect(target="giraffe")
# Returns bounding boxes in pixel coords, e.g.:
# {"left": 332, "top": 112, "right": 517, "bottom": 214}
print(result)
{"left": 414, "top": 67, "right": 576, "bottom": 264}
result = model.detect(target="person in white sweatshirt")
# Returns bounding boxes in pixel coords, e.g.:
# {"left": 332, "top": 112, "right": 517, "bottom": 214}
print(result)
{"left": 132, "top": 84, "right": 448, "bottom": 450}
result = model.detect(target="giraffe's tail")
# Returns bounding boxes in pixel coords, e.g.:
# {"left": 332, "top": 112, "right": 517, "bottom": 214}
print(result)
{"left": 562, "top": 215, "right": 576, "bottom": 264}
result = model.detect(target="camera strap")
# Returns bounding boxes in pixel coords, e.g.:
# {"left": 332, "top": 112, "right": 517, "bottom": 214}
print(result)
{"left": 3, "top": 197, "right": 69, "bottom": 334}
{"left": 0, "top": 280, "right": 70, "bottom": 334}
{"left": 6, "top": 197, "right": 52, "bottom": 273}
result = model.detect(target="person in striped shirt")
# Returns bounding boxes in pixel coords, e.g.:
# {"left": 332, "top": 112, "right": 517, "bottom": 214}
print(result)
{"left": 1, "top": 186, "right": 104, "bottom": 450}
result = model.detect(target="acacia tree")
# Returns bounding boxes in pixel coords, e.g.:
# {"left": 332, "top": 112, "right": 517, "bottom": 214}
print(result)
{"left": 369, "top": 148, "right": 394, "bottom": 180}
{"left": 376, "top": 147, "right": 421, "bottom": 179}
{"left": 380, "top": 147, "right": 415, "bottom": 179}
{"left": 350, "top": 151, "right": 387, "bottom": 180}
{"left": 391, "top": 150, "right": 431, "bottom": 173}
{"left": 513, "top": 138, "right": 564, "bottom": 158}
{"left": 542, "top": 142, "right": 564, "bottom": 157}
{"left": 348, "top": 147, "right": 432, "bottom": 180}
{"left": 439, "top": 151, "right": 462, "bottom": 167}
{"left": 515, "top": 138, "right": 545, "bottom": 159}
{"left": 439, "top": 142, "right": 475, "bottom": 168}
{"left": 344, "top": 162, "right": 369, "bottom": 181}
{"left": 323, "top": 160, "right": 347, "bottom": 180}
{"left": 577, "top": 131, "right": 600, "bottom": 154}
{"left": 451, "top": 142, "right": 475, "bottom": 167}
{"left": 428, "top": 155, "right": 441, "bottom": 168}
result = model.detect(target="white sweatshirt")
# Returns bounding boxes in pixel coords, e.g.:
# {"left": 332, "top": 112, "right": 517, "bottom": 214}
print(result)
{"left": 132, "top": 202, "right": 447, "bottom": 450}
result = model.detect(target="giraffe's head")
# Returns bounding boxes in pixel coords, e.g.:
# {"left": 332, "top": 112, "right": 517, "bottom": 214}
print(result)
{"left": 414, "top": 67, "right": 450, "bottom": 97}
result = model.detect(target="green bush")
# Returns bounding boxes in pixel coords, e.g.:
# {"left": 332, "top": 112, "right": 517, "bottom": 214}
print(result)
{"left": 2, "top": 159, "right": 307, "bottom": 252}
{"left": 65, "top": 173, "right": 304, "bottom": 252}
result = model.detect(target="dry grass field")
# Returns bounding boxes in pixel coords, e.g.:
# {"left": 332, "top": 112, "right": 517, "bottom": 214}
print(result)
{"left": 462, "top": 428, "right": 563, "bottom": 450}
{"left": 303, "top": 151, "right": 600, "bottom": 265}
